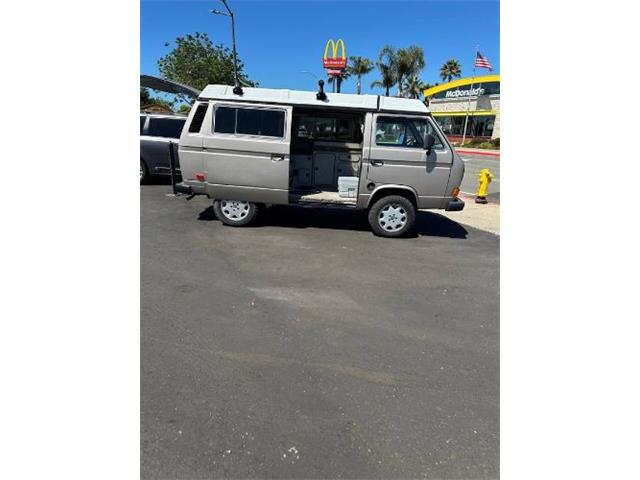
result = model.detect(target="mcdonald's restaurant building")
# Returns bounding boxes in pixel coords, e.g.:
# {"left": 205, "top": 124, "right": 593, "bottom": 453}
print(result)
{"left": 423, "top": 74, "right": 500, "bottom": 144}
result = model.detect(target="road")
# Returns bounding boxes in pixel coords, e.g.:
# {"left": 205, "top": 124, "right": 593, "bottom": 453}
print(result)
{"left": 141, "top": 185, "right": 499, "bottom": 479}
{"left": 459, "top": 155, "right": 500, "bottom": 203}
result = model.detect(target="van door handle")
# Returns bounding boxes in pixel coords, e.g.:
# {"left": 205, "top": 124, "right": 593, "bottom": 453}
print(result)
{"left": 271, "top": 154, "right": 285, "bottom": 162}
{"left": 371, "top": 159, "right": 384, "bottom": 166}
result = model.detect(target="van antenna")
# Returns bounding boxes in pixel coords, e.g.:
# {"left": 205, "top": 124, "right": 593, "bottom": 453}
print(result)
{"left": 316, "top": 80, "right": 327, "bottom": 101}
{"left": 212, "top": 0, "right": 243, "bottom": 95}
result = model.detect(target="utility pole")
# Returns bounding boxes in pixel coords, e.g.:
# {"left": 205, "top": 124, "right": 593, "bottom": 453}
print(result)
{"left": 461, "top": 45, "right": 479, "bottom": 146}
{"left": 211, "top": 0, "right": 243, "bottom": 94}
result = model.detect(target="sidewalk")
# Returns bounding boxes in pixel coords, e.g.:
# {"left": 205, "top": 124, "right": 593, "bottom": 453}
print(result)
{"left": 437, "top": 193, "right": 500, "bottom": 236}
{"left": 455, "top": 147, "right": 500, "bottom": 158}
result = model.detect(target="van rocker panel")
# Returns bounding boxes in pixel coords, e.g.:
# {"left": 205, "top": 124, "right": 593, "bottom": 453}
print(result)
{"left": 206, "top": 183, "right": 289, "bottom": 205}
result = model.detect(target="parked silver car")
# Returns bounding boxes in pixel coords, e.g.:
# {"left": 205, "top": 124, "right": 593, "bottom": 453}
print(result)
{"left": 140, "top": 113, "right": 186, "bottom": 183}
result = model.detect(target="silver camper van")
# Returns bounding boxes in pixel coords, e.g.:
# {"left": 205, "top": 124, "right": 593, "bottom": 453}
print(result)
{"left": 175, "top": 83, "right": 465, "bottom": 237}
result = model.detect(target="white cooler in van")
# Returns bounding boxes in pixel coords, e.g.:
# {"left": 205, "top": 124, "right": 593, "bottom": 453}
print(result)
{"left": 338, "top": 176, "right": 359, "bottom": 198}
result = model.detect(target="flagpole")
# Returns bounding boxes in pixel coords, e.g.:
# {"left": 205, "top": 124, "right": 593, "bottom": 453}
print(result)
{"left": 461, "top": 45, "right": 479, "bottom": 146}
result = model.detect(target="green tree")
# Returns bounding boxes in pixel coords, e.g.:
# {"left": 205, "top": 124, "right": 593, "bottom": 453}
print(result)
{"left": 140, "top": 87, "right": 151, "bottom": 106}
{"left": 396, "top": 46, "right": 425, "bottom": 97}
{"left": 140, "top": 87, "right": 174, "bottom": 110}
{"left": 327, "top": 70, "right": 351, "bottom": 93}
{"left": 440, "top": 58, "right": 462, "bottom": 83}
{"left": 346, "top": 56, "right": 374, "bottom": 94}
{"left": 370, "top": 62, "right": 395, "bottom": 96}
{"left": 377, "top": 45, "right": 397, "bottom": 95}
{"left": 403, "top": 75, "right": 427, "bottom": 99}
{"left": 157, "top": 32, "right": 254, "bottom": 92}
{"left": 377, "top": 45, "right": 425, "bottom": 97}
{"left": 422, "top": 82, "right": 440, "bottom": 106}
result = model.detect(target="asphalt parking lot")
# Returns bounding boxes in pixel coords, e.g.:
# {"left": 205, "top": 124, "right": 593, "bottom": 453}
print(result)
{"left": 141, "top": 184, "right": 499, "bottom": 479}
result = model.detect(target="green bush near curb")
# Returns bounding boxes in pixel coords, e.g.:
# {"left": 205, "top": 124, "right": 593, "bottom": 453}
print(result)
{"left": 452, "top": 137, "right": 500, "bottom": 149}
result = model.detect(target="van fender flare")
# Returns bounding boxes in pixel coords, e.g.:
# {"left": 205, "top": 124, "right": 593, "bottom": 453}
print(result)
{"left": 365, "top": 184, "right": 419, "bottom": 209}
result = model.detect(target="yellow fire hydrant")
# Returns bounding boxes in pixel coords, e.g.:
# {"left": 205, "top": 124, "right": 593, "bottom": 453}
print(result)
{"left": 475, "top": 168, "right": 493, "bottom": 204}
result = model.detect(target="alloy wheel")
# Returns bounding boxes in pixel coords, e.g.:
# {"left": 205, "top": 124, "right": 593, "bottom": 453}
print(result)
{"left": 220, "top": 200, "right": 250, "bottom": 221}
{"left": 378, "top": 203, "right": 407, "bottom": 232}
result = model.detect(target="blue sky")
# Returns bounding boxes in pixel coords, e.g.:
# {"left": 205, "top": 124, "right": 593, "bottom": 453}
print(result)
{"left": 141, "top": 0, "right": 499, "bottom": 95}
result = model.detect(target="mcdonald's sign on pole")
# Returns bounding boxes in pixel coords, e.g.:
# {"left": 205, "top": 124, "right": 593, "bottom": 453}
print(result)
{"left": 322, "top": 39, "right": 347, "bottom": 74}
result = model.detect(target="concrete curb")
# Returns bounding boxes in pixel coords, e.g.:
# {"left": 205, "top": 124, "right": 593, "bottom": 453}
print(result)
{"left": 455, "top": 148, "right": 500, "bottom": 158}
{"left": 439, "top": 192, "right": 500, "bottom": 235}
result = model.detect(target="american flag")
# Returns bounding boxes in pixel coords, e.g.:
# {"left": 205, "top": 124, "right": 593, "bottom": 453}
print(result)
{"left": 475, "top": 51, "right": 493, "bottom": 71}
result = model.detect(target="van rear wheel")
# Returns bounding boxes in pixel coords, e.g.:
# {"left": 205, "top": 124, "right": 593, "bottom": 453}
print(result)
{"left": 368, "top": 195, "right": 416, "bottom": 238}
{"left": 213, "top": 199, "right": 259, "bottom": 227}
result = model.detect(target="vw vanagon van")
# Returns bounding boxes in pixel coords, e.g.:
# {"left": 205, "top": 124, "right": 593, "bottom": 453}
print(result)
{"left": 175, "top": 83, "right": 465, "bottom": 238}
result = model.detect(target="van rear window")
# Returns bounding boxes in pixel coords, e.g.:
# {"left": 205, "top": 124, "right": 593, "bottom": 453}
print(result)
{"left": 147, "top": 117, "right": 186, "bottom": 139}
{"left": 214, "top": 106, "right": 285, "bottom": 138}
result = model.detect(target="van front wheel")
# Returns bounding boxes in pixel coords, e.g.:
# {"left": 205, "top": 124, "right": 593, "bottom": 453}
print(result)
{"left": 213, "top": 199, "right": 259, "bottom": 227}
{"left": 368, "top": 195, "right": 416, "bottom": 237}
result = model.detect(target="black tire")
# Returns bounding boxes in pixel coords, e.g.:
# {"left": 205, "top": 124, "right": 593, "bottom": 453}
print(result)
{"left": 367, "top": 195, "right": 416, "bottom": 238}
{"left": 140, "top": 159, "right": 149, "bottom": 184}
{"left": 213, "top": 199, "right": 259, "bottom": 227}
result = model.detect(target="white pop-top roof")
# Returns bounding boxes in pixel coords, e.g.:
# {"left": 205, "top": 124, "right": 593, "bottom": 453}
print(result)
{"left": 198, "top": 85, "right": 430, "bottom": 114}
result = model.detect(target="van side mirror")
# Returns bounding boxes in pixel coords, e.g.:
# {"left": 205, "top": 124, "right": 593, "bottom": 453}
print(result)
{"left": 424, "top": 134, "right": 436, "bottom": 154}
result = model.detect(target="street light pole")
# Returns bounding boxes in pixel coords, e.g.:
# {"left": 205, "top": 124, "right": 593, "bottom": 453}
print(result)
{"left": 301, "top": 70, "right": 320, "bottom": 86}
{"left": 211, "top": 0, "right": 242, "bottom": 95}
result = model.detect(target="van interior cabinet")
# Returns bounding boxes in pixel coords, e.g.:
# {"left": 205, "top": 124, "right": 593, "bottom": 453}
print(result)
{"left": 337, "top": 153, "right": 360, "bottom": 177}
{"left": 290, "top": 154, "right": 312, "bottom": 187}
{"left": 313, "top": 152, "right": 336, "bottom": 187}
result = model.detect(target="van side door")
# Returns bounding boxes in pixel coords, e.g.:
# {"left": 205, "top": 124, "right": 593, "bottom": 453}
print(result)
{"left": 202, "top": 102, "right": 292, "bottom": 205}
{"left": 367, "top": 114, "right": 453, "bottom": 209}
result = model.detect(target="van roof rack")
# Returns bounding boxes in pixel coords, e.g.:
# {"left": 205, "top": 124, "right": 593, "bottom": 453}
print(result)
{"left": 198, "top": 85, "right": 429, "bottom": 115}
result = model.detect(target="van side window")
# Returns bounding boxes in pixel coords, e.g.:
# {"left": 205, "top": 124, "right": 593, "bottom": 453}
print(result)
{"left": 214, "top": 107, "right": 236, "bottom": 134}
{"left": 411, "top": 119, "right": 445, "bottom": 150}
{"left": 237, "top": 109, "right": 285, "bottom": 137}
{"left": 294, "top": 115, "right": 361, "bottom": 142}
{"left": 214, "top": 106, "right": 285, "bottom": 138}
{"left": 375, "top": 118, "right": 421, "bottom": 148}
{"left": 188, "top": 103, "right": 209, "bottom": 133}
{"left": 140, "top": 116, "right": 146, "bottom": 135}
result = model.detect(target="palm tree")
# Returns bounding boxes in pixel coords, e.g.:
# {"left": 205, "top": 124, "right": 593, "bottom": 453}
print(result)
{"left": 370, "top": 62, "right": 395, "bottom": 96}
{"left": 378, "top": 45, "right": 425, "bottom": 97}
{"left": 400, "top": 46, "right": 426, "bottom": 95}
{"left": 440, "top": 58, "right": 462, "bottom": 83}
{"left": 422, "top": 82, "right": 439, "bottom": 106}
{"left": 346, "top": 56, "right": 374, "bottom": 94}
{"left": 403, "top": 75, "right": 426, "bottom": 99}
{"left": 326, "top": 70, "right": 350, "bottom": 93}
{"left": 378, "top": 45, "right": 399, "bottom": 95}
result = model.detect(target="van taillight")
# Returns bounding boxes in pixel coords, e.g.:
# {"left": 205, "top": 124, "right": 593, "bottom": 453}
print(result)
{"left": 451, "top": 187, "right": 460, "bottom": 197}
{"left": 196, "top": 173, "right": 205, "bottom": 181}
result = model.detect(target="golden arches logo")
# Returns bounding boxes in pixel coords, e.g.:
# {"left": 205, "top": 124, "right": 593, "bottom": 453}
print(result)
{"left": 322, "top": 39, "right": 347, "bottom": 69}
{"left": 323, "top": 38, "right": 346, "bottom": 61}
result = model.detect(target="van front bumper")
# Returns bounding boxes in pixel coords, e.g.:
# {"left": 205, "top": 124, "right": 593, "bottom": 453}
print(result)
{"left": 445, "top": 197, "right": 465, "bottom": 211}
